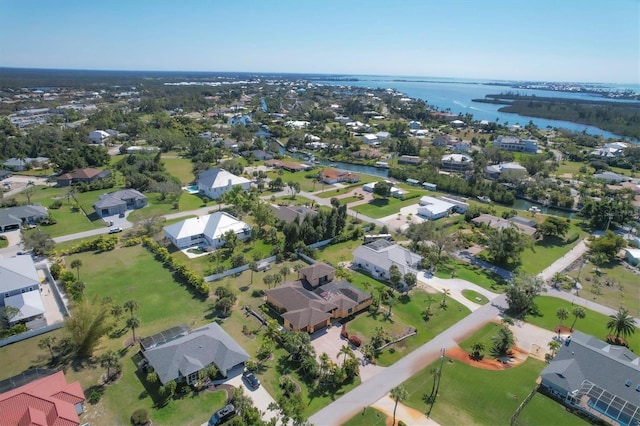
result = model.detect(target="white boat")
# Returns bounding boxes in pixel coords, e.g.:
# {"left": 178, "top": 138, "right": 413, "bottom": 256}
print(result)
{"left": 477, "top": 196, "right": 491, "bottom": 203}
{"left": 375, "top": 161, "right": 390, "bottom": 169}
{"left": 528, "top": 206, "right": 541, "bottom": 213}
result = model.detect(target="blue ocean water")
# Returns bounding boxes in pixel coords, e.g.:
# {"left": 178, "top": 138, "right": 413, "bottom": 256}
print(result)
{"left": 315, "top": 75, "right": 639, "bottom": 140}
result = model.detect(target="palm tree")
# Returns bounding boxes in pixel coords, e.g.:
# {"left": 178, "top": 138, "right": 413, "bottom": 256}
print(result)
{"left": 428, "top": 366, "right": 440, "bottom": 398}
{"left": 556, "top": 307, "right": 569, "bottom": 333}
{"left": 248, "top": 261, "right": 258, "bottom": 285}
{"left": 552, "top": 272, "right": 564, "bottom": 288}
{"left": 491, "top": 327, "right": 516, "bottom": 358}
{"left": 548, "top": 340, "right": 561, "bottom": 356}
{"left": 607, "top": 308, "right": 637, "bottom": 342}
{"left": 123, "top": 299, "right": 139, "bottom": 318}
{"left": 570, "top": 307, "right": 586, "bottom": 331}
{"left": 279, "top": 266, "right": 290, "bottom": 282}
{"left": 126, "top": 316, "right": 140, "bottom": 343}
{"left": 338, "top": 344, "right": 354, "bottom": 367}
{"left": 390, "top": 386, "right": 408, "bottom": 426}
{"left": 441, "top": 288, "right": 450, "bottom": 307}
{"left": 100, "top": 350, "right": 121, "bottom": 382}
{"left": 38, "top": 335, "right": 56, "bottom": 362}
{"left": 425, "top": 294, "right": 436, "bottom": 312}
{"left": 70, "top": 259, "right": 83, "bottom": 281}
{"left": 470, "top": 342, "right": 485, "bottom": 360}
{"left": 501, "top": 317, "right": 514, "bottom": 329}
{"left": 110, "top": 304, "right": 123, "bottom": 319}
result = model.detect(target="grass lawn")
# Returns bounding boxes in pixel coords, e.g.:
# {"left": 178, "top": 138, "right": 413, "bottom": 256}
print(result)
{"left": 436, "top": 258, "right": 508, "bottom": 293}
{"left": 162, "top": 156, "right": 196, "bottom": 185}
{"left": 459, "top": 322, "right": 502, "bottom": 354}
{"left": 518, "top": 226, "right": 586, "bottom": 275}
{"left": 517, "top": 392, "right": 588, "bottom": 426}
{"left": 526, "top": 296, "right": 640, "bottom": 352}
{"left": 267, "top": 169, "right": 327, "bottom": 193}
{"left": 352, "top": 195, "right": 423, "bottom": 219}
{"left": 461, "top": 289, "right": 489, "bottom": 305}
{"left": 343, "top": 407, "right": 388, "bottom": 426}
{"left": 0, "top": 235, "right": 8, "bottom": 248}
{"left": 315, "top": 178, "right": 379, "bottom": 199}
{"left": 402, "top": 357, "right": 545, "bottom": 425}
{"left": 564, "top": 260, "right": 640, "bottom": 317}
{"left": 338, "top": 196, "right": 361, "bottom": 205}
{"left": 316, "top": 239, "right": 364, "bottom": 266}
{"left": 127, "top": 193, "right": 204, "bottom": 222}
{"left": 273, "top": 195, "right": 316, "bottom": 206}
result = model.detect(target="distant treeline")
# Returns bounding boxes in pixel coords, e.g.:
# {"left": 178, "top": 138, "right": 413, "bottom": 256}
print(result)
{"left": 473, "top": 94, "right": 640, "bottom": 139}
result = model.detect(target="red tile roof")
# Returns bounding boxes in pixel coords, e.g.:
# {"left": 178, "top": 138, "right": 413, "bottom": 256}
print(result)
{"left": 0, "top": 372, "right": 85, "bottom": 426}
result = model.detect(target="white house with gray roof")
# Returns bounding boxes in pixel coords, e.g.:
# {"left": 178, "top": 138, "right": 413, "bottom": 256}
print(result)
{"left": 540, "top": 331, "right": 640, "bottom": 426}
{"left": 141, "top": 322, "right": 249, "bottom": 385}
{"left": 93, "top": 189, "right": 147, "bottom": 218}
{"left": 0, "top": 257, "right": 44, "bottom": 325}
{"left": 353, "top": 239, "right": 422, "bottom": 282}
{"left": 163, "top": 212, "right": 251, "bottom": 250}
{"left": 196, "top": 168, "right": 251, "bottom": 200}
{"left": 0, "top": 204, "right": 48, "bottom": 232}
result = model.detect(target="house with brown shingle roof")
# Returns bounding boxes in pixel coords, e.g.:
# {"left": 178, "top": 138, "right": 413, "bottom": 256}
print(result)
{"left": 320, "top": 168, "right": 360, "bottom": 184}
{"left": 265, "top": 263, "right": 372, "bottom": 333}
{"left": 56, "top": 168, "right": 111, "bottom": 187}
{"left": 0, "top": 371, "right": 85, "bottom": 426}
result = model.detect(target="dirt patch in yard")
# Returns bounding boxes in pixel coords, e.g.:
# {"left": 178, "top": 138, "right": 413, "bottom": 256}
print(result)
{"left": 446, "top": 346, "right": 528, "bottom": 371}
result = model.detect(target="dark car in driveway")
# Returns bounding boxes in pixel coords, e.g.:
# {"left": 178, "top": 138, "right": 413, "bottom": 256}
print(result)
{"left": 208, "top": 404, "right": 235, "bottom": 426}
{"left": 242, "top": 370, "right": 260, "bottom": 389}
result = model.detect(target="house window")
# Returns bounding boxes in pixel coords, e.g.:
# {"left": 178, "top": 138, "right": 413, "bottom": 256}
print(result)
{"left": 187, "top": 371, "right": 199, "bottom": 384}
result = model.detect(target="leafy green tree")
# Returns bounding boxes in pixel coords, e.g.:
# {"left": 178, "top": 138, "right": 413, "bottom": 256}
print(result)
{"left": 390, "top": 386, "right": 408, "bottom": 426}
{"left": 486, "top": 227, "right": 531, "bottom": 265}
{"left": 490, "top": 326, "right": 516, "bottom": 358}
{"left": 222, "top": 229, "right": 238, "bottom": 252}
{"left": 100, "top": 350, "right": 121, "bottom": 382}
{"left": 38, "top": 335, "right": 57, "bottom": 362}
{"left": 21, "top": 229, "right": 55, "bottom": 256}
{"left": 538, "top": 216, "right": 571, "bottom": 239}
{"left": 606, "top": 308, "right": 636, "bottom": 342}
{"left": 589, "top": 231, "right": 626, "bottom": 262}
{"left": 403, "top": 272, "right": 417, "bottom": 289}
{"left": 505, "top": 274, "right": 545, "bottom": 318}
{"left": 389, "top": 265, "right": 402, "bottom": 288}
{"left": 373, "top": 181, "right": 392, "bottom": 199}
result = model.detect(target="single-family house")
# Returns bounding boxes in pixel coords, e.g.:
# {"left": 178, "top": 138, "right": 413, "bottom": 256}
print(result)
{"left": 264, "top": 160, "right": 310, "bottom": 172}
{"left": 485, "top": 162, "right": 528, "bottom": 180}
{"left": 363, "top": 181, "right": 406, "bottom": 199}
{"left": 353, "top": 239, "right": 422, "bottom": 282}
{"left": 141, "top": 322, "right": 250, "bottom": 385}
{"left": 320, "top": 169, "right": 359, "bottom": 184}
{"left": 441, "top": 154, "right": 473, "bottom": 172}
{"left": 450, "top": 119, "right": 465, "bottom": 128}
{"left": 89, "top": 130, "right": 110, "bottom": 144}
{"left": 493, "top": 136, "right": 538, "bottom": 153}
{"left": 423, "top": 182, "right": 437, "bottom": 191}
{"left": 0, "top": 169, "right": 11, "bottom": 180}
{"left": 591, "top": 142, "right": 628, "bottom": 158}
{"left": 241, "top": 150, "right": 274, "bottom": 161}
{"left": 56, "top": 168, "right": 111, "bottom": 187}
{"left": 408, "top": 120, "right": 422, "bottom": 129}
{"left": 417, "top": 196, "right": 456, "bottom": 220}
{"left": 163, "top": 212, "right": 251, "bottom": 250}
{"left": 624, "top": 248, "right": 640, "bottom": 266}
{"left": 376, "top": 131, "right": 391, "bottom": 140}
{"left": 2, "top": 157, "right": 50, "bottom": 171}
{"left": 93, "top": 189, "right": 148, "bottom": 218}
{"left": 471, "top": 214, "right": 538, "bottom": 237}
{"left": 397, "top": 155, "right": 422, "bottom": 165}
{"left": 265, "top": 263, "right": 372, "bottom": 333}
{"left": 0, "top": 256, "right": 45, "bottom": 325}
{"left": 0, "top": 204, "right": 49, "bottom": 232}
{"left": 593, "top": 171, "right": 631, "bottom": 183}
{"left": 227, "top": 114, "right": 252, "bottom": 126}
{"left": 196, "top": 168, "right": 252, "bottom": 200}
{"left": 0, "top": 371, "right": 85, "bottom": 426}
{"left": 361, "top": 134, "right": 379, "bottom": 144}
{"left": 270, "top": 204, "right": 317, "bottom": 224}
{"left": 432, "top": 135, "right": 457, "bottom": 148}
{"left": 539, "top": 331, "right": 640, "bottom": 426}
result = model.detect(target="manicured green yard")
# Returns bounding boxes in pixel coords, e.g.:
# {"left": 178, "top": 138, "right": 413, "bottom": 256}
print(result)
{"left": 402, "top": 357, "right": 545, "bottom": 425}
{"left": 461, "top": 289, "right": 489, "bottom": 305}
{"left": 459, "top": 322, "right": 502, "bottom": 354}
{"left": 162, "top": 156, "right": 196, "bottom": 185}
{"left": 518, "top": 227, "right": 586, "bottom": 275}
{"left": 267, "top": 169, "right": 327, "bottom": 193}
{"left": 338, "top": 196, "right": 361, "bottom": 205}
{"left": 517, "top": 392, "right": 588, "bottom": 426}
{"left": 527, "top": 296, "right": 640, "bottom": 352}
{"left": 352, "top": 195, "right": 422, "bottom": 219}
{"left": 316, "top": 239, "right": 365, "bottom": 266}
{"left": 343, "top": 407, "right": 388, "bottom": 426}
{"left": 436, "top": 258, "right": 507, "bottom": 293}
{"left": 564, "top": 260, "right": 640, "bottom": 317}
{"left": 127, "top": 193, "right": 203, "bottom": 222}
{"left": 273, "top": 195, "right": 316, "bottom": 206}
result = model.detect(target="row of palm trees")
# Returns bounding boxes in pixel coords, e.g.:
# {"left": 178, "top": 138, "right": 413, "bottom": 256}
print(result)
{"left": 557, "top": 306, "right": 636, "bottom": 343}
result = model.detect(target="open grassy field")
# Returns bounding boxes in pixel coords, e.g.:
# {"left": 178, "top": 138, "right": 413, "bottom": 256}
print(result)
{"left": 352, "top": 195, "right": 423, "bottom": 219}
{"left": 162, "top": 156, "right": 196, "bottom": 185}
{"left": 527, "top": 296, "right": 640, "bottom": 352}
{"left": 564, "top": 260, "right": 640, "bottom": 317}
{"left": 402, "top": 357, "right": 546, "bottom": 425}
{"left": 517, "top": 392, "right": 588, "bottom": 426}
{"left": 267, "top": 169, "right": 328, "bottom": 193}
{"left": 343, "top": 407, "right": 388, "bottom": 426}
{"left": 459, "top": 322, "right": 501, "bottom": 354}
{"left": 126, "top": 192, "right": 204, "bottom": 222}
{"left": 436, "top": 257, "right": 508, "bottom": 293}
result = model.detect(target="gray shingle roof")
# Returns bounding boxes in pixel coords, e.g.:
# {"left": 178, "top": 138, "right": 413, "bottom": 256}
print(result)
{"left": 353, "top": 240, "right": 422, "bottom": 276}
{"left": 540, "top": 331, "right": 640, "bottom": 406}
{"left": 143, "top": 322, "right": 249, "bottom": 384}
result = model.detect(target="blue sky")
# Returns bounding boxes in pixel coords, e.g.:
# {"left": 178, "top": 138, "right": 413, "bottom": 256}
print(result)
{"left": 1, "top": 0, "right": 638, "bottom": 83}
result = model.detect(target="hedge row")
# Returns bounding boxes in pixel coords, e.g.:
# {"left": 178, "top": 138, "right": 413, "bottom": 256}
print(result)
{"left": 61, "top": 235, "right": 118, "bottom": 255}
{"left": 141, "top": 237, "right": 210, "bottom": 297}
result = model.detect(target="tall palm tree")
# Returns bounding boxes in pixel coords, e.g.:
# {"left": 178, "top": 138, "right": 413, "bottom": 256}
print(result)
{"left": 100, "top": 350, "right": 120, "bottom": 382}
{"left": 126, "top": 316, "right": 140, "bottom": 343}
{"left": 570, "top": 307, "right": 586, "bottom": 331}
{"left": 390, "top": 386, "right": 408, "bottom": 426}
{"left": 556, "top": 307, "right": 569, "bottom": 333}
{"left": 123, "top": 299, "right": 139, "bottom": 318}
{"left": 607, "top": 308, "right": 637, "bottom": 342}
{"left": 441, "top": 288, "right": 450, "bottom": 307}
{"left": 70, "top": 259, "right": 83, "bottom": 281}
{"left": 338, "top": 344, "right": 354, "bottom": 367}
{"left": 38, "top": 336, "right": 56, "bottom": 362}
{"left": 425, "top": 294, "right": 436, "bottom": 312}
{"left": 548, "top": 340, "right": 561, "bottom": 356}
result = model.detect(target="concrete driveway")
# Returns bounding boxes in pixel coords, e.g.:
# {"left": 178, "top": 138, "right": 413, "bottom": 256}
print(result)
{"left": 224, "top": 374, "right": 280, "bottom": 425}
{"left": 417, "top": 273, "right": 499, "bottom": 312}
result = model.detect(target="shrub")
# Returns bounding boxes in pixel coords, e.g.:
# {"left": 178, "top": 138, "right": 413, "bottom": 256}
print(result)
{"left": 88, "top": 390, "right": 101, "bottom": 404}
{"left": 131, "top": 408, "right": 150, "bottom": 425}
{"left": 49, "top": 200, "right": 63, "bottom": 209}
{"left": 49, "top": 263, "right": 62, "bottom": 279}
{"left": 348, "top": 335, "right": 362, "bottom": 347}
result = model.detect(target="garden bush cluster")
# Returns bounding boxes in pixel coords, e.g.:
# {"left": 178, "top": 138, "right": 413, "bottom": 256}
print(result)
{"left": 61, "top": 235, "right": 119, "bottom": 255}
{"left": 141, "top": 237, "right": 210, "bottom": 296}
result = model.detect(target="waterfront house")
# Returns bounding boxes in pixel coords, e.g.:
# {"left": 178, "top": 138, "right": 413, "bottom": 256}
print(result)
{"left": 196, "top": 167, "right": 252, "bottom": 200}
{"left": 441, "top": 153, "right": 473, "bottom": 172}
{"left": 493, "top": 136, "right": 538, "bottom": 153}
{"left": 353, "top": 239, "right": 422, "bottom": 282}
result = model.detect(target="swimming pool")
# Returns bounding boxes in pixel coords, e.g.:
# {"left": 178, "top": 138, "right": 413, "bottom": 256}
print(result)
{"left": 184, "top": 185, "right": 200, "bottom": 194}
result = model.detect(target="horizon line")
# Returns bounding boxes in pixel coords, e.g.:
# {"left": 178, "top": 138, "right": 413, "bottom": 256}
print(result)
{"left": 0, "top": 66, "right": 637, "bottom": 87}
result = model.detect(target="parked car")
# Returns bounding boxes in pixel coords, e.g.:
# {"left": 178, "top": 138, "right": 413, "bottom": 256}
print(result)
{"left": 108, "top": 227, "right": 123, "bottom": 234}
{"left": 119, "top": 212, "right": 125, "bottom": 218}
{"left": 208, "top": 404, "right": 236, "bottom": 426}
{"left": 242, "top": 370, "right": 260, "bottom": 389}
